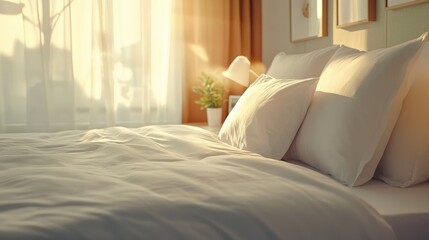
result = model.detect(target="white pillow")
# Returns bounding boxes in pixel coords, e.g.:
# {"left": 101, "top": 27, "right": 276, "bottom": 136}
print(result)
{"left": 219, "top": 74, "right": 318, "bottom": 159}
{"left": 377, "top": 43, "right": 429, "bottom": 187}
{"left": 287, "top": 33, "right": 428, "bottom": 186}
{"left": 267, "top": 45, "right": 339, "bottom": 79}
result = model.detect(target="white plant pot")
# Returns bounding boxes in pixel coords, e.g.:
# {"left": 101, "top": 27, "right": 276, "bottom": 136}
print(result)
{"left": 206, "top": 108, "right": 222, "bottom": 127}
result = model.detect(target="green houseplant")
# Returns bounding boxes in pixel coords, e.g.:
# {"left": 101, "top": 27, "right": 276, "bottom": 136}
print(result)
{"left": 192, "top": 72, "right": 225, "bottom": 109}
{"left": 192, "top": 72, "right": 225, "bottom": 126}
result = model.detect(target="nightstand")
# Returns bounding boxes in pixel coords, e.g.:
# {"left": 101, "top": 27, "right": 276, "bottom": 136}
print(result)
{"left": 228, "top": 95, "right": 241, "bottom": 113}
{"left": 185, "top": 122, "right": 221, "bottom": 135}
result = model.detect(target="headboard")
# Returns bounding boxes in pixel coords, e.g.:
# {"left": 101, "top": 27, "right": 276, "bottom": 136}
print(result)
{"left": 334, "top": 1, "right": 429, "bottom": 51}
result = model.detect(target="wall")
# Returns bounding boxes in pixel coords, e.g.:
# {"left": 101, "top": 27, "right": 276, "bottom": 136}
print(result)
{"left": 262, "top": 0, "right": 334, "bottom": 66}
{"left": 386, "top": 4, "right": 429, "bottom": 46}
{"left": 333, "top": 0, "right": 386, "bottom": 50}
{"left": 262, "top": 0, "right": 429, "bottom": 67}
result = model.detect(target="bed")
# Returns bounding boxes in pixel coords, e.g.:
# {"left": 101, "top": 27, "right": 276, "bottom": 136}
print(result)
{"left": 0, "top": 125, "right": 395, "bottom": 239}
{"left": 350, "top": 179, "right": 429, "bottom": 240}
{"left": 2, "top": 33, "right": 429, "bottom": 239}
{"left": 289, "top": 160, "right": 429, "bottom": 240}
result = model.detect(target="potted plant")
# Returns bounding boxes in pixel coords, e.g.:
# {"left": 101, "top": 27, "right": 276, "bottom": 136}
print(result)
{"left": 192, "top": 72, "right": 225, "bottom": 126}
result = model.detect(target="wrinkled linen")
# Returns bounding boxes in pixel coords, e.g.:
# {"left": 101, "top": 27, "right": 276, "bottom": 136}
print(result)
{"left": 0, "top": 125, "right": 395, "bottom": 240}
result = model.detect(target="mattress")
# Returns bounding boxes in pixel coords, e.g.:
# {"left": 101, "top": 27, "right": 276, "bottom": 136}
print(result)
{"left": 349, "top": 179, "right": 429, "bottom": 240}
{"left": 287, "top": 159, "right": 429, "bottom": 240}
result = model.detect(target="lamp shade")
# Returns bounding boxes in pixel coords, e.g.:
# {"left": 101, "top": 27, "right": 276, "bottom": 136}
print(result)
{"left": 222, "top": 56, "right": 251, "bottom": 87}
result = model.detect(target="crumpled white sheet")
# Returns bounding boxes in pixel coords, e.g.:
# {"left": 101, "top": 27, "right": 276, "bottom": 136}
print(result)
{"left": 0, "top": 125, "right": 396, "bottom": 240}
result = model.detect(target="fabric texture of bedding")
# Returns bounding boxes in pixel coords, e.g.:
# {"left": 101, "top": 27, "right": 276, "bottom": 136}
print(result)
{"left": 0, "top": 125, "right": 395, "bottom": 240}
{"left": 350, "top": 180, "right": 429, "bottom": 240}
{"left": 287, "top": 33, "right": 428, "bottom": 186}
{"left": 288, "top": 159, "right": 429, "bottom": 240}
{"left": 378, "top": 42, "right": 429, "bottom": 187}
{"left": 219, "top": 74, "right": 318, "bottom": 159}
{"left": 266, "top": 45, "right": 339, "bottom": 79}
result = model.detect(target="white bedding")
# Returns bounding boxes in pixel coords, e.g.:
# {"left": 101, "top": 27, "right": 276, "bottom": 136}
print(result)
{"left": 0, "top": 125, "right": 395, "bottom": 240}
{"left": 350, "top": 180, "right": 429, "bottom": 240}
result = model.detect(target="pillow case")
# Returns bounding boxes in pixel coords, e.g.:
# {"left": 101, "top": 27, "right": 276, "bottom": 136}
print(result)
{"left": 266, "top": 45, "right": 339, "bottom": 79}
{"left": 377, "top": 43, "right": 429, "bottom": 187}
{"left": 287, "top": 33, "right": 428, "bottom": 186}
{"left": 219, "top": 74, "right": 318, "bottom": 159}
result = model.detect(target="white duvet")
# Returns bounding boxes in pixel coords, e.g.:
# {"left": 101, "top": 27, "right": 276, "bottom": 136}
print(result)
{"left": 0, "top": 125, "right": 395, "bottom": 240}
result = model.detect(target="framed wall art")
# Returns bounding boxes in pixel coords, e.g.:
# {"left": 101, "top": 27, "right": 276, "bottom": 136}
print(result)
{"left": 290, "top": 0, "right": 327, "bottom": 43}
{"left": 386, "top": 0, "right": 429, "bottom": 10}
{"left": 337, "top": 0, "right": 376, "bottom": 28}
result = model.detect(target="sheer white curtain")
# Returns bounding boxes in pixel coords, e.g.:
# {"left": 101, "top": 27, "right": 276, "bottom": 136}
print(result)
{"left": 0, "top": 0, "right": 183, "bottom": 133}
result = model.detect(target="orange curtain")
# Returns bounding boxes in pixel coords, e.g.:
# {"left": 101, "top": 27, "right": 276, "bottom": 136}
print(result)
{"left": 182, "top": 0, "right": 262, "bottom": 123}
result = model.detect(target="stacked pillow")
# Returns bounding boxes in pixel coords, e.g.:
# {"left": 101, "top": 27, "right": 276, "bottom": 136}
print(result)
{"left": 219, "top": 75, "right": 318, "bottom": 159}
{"left": 377, "top": 43, "right": 429, "bottom": 187}
{"left": 267, "top": 45, "right": 339, "bottom": 79}
{"left": 288, "top": 33, "right": 427, "bottom": 186}
{"left": 219, "top": 33, "right": 428, "bottom": 187}
{"left": 219, "top": 45, "right": 340, "bottom": 159}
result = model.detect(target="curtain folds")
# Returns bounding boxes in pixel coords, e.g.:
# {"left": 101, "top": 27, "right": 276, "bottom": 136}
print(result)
{"left": 0, "top": 0, "right": 261, "bottom": 132}
{"left": 0, "top": 0, "right": 183, "bottom": 133}
{"left": 182, "top": 0, "right": 262, "bottom": 123}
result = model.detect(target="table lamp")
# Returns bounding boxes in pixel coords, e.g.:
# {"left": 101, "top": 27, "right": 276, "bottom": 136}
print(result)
{"left": 222, "top": 56, "right": 258, "bottom": 87}
{"left": 223, "top": 56, "right": 258, "bottom": 112}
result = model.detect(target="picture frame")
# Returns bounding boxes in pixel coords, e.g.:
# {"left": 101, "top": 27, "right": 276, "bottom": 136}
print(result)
{"left": 386, "top": 0, "right": 429, "bottom": 10}
{"left": 290, "top": 0, "right": 327, "bottom": 43}
{"left": 337, "top": 0, "right": 376, "bottom": 28}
